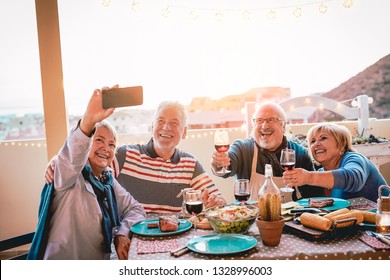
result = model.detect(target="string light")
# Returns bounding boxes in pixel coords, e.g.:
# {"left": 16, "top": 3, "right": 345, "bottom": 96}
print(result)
{"left": 319, "top": 2, "right": 328, "bottom": 14}
{"left": 161, "top": 6, "right": 171, "bottom": 18}
{"left": 0, "top": 141, "right": 46, "bottom": 148}
{"left": 101, "top": 0, "right": 111, "bottom": 8}
{"left": 215, "top": 11, "right": 224, "bottom": 22}
{"left": 267, "top": 9, "right": 277, "bottom": 20}
{"left": 189, "top": 9, "right": 199, "bottom": 21}
{"left": 343, "top": 0, "right": 353, "bottom": 8}
{"left": 109, "top": 0, "right": 344, "bottom": 21}
{"left": 131, "top": 0, "right": 140, "bottom": 12}
{"left": 293, "top": 7, "right": 302, "bottom": 18}
{"left": 242, "top": 10, "right": 251, "bottom": 21}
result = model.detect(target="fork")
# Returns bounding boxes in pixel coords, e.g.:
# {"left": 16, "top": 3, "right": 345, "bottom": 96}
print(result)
{"left": 365, "top": 230, "right": 390, "bottom": 246}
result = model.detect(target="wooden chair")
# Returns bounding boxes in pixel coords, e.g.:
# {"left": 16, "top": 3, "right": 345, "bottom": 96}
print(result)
{"left": 0, "top": 232, "right": 35, "bottom": 260}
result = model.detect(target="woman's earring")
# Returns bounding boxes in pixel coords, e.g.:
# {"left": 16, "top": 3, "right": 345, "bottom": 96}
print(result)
{"left": 340, "top": 150, "right": 344, "bottom": 156}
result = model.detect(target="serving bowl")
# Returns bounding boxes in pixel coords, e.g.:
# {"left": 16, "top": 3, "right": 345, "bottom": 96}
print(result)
{"left": 205, "top": 205, "right": 259, "bottom": 234}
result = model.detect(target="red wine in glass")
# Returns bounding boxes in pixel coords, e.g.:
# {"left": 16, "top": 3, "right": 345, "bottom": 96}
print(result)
{"left": 234, "top": 192, "right": 250, "bottom": 202}
{"left": 280, "top": 149, "right": 296, "bottom": 193}
{"left": 185, "top": 201, "right": 203, "bottom": 215}
{"left": 281, "top": 162, "right": 295, "bottom": 170}
{"left": 214, "top": 130, "right": 231, "bottom": 174}
{"left": 215, "top": 144, "right": 230, "bottom": 153}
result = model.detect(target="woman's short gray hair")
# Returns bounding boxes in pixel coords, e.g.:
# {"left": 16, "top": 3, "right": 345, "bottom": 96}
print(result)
{"left": 96, "top": 120, "right": 118, "bottom": 147}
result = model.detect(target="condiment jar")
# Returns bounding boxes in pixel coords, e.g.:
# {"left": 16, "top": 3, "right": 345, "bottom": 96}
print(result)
{"left": 376, "top": 185, "right": 390, "bottom": 233}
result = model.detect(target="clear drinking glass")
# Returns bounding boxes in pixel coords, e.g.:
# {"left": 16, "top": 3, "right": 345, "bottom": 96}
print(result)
{"left": 214, "top": 129, "right": 231, "bottom": 174}
{"left": 234, "top": 179, "right": 250, "bottom": 205}
{"left": 280, "top": 148, "right": 296, "bottom": 193}
{"left": 185, "top": 189, "right": 203, "bottom": 238}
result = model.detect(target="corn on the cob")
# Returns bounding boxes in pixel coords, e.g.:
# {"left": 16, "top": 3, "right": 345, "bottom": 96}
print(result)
{"left": 350, "top": 210, "right": 376, "bottom": 224}
{"left": 329, "top": 211, "right": 364, "bottom": 228}
{"left": 300, "top": 212, "right": 332, "bottom": 231}
{"left": 323, "top": 208, "right": 349, "bottom": 221}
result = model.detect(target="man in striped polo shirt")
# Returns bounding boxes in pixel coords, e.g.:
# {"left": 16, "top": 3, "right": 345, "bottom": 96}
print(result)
{"left": 112, "top": 100, "right": 226, "bottom": 213}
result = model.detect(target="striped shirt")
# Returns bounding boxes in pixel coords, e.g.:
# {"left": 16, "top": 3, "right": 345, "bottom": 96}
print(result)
{"left": 112, "top": 139, "right": 221, "bottom": 213}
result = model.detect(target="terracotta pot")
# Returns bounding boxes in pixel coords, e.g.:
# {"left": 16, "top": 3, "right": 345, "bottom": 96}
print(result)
{"left": 256, "top": 217, "right": 285, "bottom": 246}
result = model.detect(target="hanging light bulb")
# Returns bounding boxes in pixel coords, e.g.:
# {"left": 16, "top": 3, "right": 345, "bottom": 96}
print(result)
{"left": 351, "top": 99, "right": 358, "bottom": 107}
{"left": 343, "top": 0, "right": 353, "bottom": 8}
{"left": 368, "top": 97, "right": 373, "bottom": 104}
{"left": 101, "top": 0, "right": 111, "bottom": 8}
{"left": 242, "top": 10, "right": 251, "bottom": 21}
{"left": 267, "top": 9, "right": 276, "bottom": 20}
{"left": 131, "top": 0, "right": 140, "bottom": 12}
{"left": 161, "top": 6, "right": 171, "bottom": 18}
{"left": 215, "top": 11, "right": 224, "bottom": 22}
{"left": 319, "top": 3, "right": 328, "bottom": 14}
{"left": 189, "top": 9, "right": 199, "bottom": 21}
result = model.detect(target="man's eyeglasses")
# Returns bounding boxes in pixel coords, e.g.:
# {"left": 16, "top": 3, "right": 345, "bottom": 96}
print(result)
{"left": 253, "top": 117, "right": 283, "bottom": 125}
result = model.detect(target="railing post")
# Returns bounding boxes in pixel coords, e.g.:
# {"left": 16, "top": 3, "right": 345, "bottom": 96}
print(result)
{"left": 245, "top": 102, "right": 256, "bottom": 137}
{"left": 357, "top": 94, "right": 369, "bottom": 136}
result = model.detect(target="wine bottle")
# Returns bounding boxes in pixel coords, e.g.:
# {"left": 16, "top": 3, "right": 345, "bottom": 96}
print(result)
{"left": 258, "top": 164, "right": 282, "bottom": 221}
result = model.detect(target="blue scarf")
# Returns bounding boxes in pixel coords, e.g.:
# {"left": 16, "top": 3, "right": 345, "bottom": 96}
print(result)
{"left": 27, "top": 166, "right": 120, "bottom": 259}
{"left": 27, "top": 182, "right": 54, "bottom": 260}
{"left": 81, "top": 165, "right": 120, "bottom": 253}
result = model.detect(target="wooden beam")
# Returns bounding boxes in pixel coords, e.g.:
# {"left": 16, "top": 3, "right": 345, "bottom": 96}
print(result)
{"left": 35, "top": 0, "right": 68, "bottom": 161}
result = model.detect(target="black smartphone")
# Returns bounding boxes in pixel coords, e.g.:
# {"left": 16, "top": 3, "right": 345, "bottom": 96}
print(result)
{"left": 102, "top": 86, "right": 143, "bottom": 109}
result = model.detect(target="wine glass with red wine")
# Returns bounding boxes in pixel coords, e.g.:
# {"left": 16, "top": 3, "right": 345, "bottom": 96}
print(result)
{"left": 185, "top": 189, "right": 203, "bottom": 238}
{"left": 280, "top": 148, "right": 296, "bottom": 192}
{"left": 234, "top": 179, "right": 250, "bottom": 205}
{"left": 214, "top": 129, "right": 231, "bottom": 174}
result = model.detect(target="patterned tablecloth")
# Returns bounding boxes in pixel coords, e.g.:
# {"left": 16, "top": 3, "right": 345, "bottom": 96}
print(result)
{"left": 116, "top": 197, "right": 390, "bottom": 260}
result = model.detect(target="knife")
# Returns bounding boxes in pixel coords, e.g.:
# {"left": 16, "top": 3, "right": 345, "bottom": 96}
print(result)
{"left": 370, "top": 231, "right": 390, "bottom": 246}
{"left": 170, "top": 245, "right": 189, "bottom": 257}
{"left": 290, "top": 208, "right": 322, "bottom": 214}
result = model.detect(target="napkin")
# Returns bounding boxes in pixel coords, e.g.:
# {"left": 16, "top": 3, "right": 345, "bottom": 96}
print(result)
{"left": 359, "top": 235, "right": 390, "bottom": 250}
{"left": 137, "top": 239, "right": 179, "bottom": 254}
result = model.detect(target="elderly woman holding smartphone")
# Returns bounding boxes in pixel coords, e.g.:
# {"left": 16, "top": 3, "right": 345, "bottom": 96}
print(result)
{"left": 28, "top": 87, "right": 146, "bottom": 260}
{"left": 282, "top": 123, "right": 389, "bottom": 201}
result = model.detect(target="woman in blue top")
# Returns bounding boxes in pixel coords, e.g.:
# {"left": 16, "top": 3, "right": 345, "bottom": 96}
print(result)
{"left": 283, "top": 123, "right": 389, "bottom": 201}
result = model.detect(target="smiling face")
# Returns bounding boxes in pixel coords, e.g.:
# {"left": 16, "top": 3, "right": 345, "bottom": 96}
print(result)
{"left": 152, "top": 103, "right": 187, "bottom": 160}
{"left": 309, "top": 129, "right": 342, "bottom": 170}
{"left": 88, "top": 126, "right": 116, "bottom": 176}
{"left": 252, "top": 104, "right": 286, "bottom": 151}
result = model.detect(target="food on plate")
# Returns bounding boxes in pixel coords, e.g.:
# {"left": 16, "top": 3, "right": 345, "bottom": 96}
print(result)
{"left": 281, "top": 201, "right": 299, "bottom": 210}
{"left": 308, "top": 198, "right": 334, "bottom": 208}
{"left": 159, "top": 215, "right": 180, "bottom": 232}
{"left": 300, "top": 212, "right": 332, "bottom": 231}
{"left": 188, "top": 213, "right": 212, "bottom": 230}
{"left": 205, "top": 205, "right": 259, "bottom": 234}
{"left": 147, "top": 222, "right": 159, "bottom": 229}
